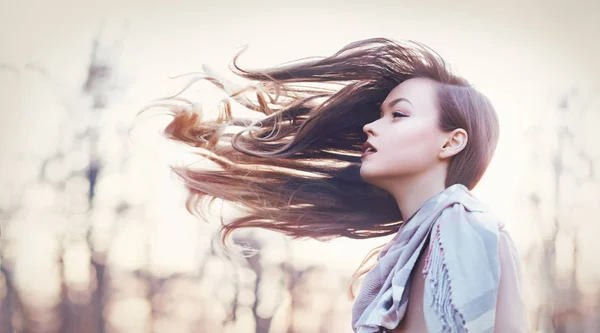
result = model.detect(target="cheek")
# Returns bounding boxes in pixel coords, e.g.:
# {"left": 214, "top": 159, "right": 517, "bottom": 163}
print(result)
{"left": 393, "top": 125, "right": 439, "bottom": 158}
{"left": 363, "top": 129, "right": 440, "bottom": 174}
{"left": 385, "top": 144, "right": 435, "bottom": 171}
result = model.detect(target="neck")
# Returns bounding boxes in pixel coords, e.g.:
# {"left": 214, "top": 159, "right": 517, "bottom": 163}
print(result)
{"left": 386, "top": 168, "right": 447, "bottom": 222}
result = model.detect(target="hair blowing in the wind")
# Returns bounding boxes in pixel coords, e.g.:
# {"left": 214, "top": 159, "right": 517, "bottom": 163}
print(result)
{"left": 136, "top": 38, "right": 502, "bottom": 311}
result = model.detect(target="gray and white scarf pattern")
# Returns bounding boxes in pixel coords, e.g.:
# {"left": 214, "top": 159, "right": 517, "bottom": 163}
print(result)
{"left": 351, "top": 184, "right": 503, "bottom": 333}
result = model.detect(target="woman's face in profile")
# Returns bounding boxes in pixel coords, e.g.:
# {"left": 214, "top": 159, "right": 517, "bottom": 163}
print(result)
{"left": 360, "top": 77, "right": 449, "bottom": 188}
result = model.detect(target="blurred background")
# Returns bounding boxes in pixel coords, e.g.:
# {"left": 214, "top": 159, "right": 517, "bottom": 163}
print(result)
{"left": 1, "top": 0, "right": 599, "bottom": 332}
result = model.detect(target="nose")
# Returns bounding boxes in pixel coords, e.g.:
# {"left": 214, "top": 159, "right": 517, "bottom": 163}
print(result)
{"left": 363, "top": 120, "right": 376, "bottom": 137}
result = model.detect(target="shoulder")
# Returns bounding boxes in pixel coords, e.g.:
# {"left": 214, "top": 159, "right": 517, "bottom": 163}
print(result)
{"left": 431, "top": 203, "right": 503, "bottom": 247}
{"left": 496, "top": 228, "right": 525, "bottom": 294}
{"left": 495, "top": 227, "right": 529, "bottom": 331}
{"left": 498, "top": 227, "right": 521, "bottom": 263}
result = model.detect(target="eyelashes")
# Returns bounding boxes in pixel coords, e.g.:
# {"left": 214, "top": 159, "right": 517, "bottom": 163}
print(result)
{"left": 378, "top": 111, "right": 409, "bottom": 119}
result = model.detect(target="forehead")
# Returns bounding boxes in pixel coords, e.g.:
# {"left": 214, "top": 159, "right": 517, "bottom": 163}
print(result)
{"left": 382, "top": 77, "right": 440, "bottom": 110}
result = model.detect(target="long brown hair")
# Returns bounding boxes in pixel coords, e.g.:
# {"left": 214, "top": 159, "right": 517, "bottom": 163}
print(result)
{"left": 138, "top": 37, "right": 499, "bottom": 299}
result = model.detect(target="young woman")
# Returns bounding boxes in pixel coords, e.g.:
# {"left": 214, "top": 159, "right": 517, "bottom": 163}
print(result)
{"left": 142, "top": 38, "right": 528, "bottom": 332}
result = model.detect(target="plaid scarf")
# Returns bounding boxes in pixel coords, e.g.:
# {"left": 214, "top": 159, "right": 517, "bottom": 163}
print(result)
{"left": 351, "top": 184, "right": 503, "bottom": 333}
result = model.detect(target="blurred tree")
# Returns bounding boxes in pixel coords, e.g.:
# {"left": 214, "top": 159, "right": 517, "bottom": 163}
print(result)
{"left": 0, "top": 63, "right": 22, "bottom": 333}
{"left": 0, "top": 19, "right": 132, "bottom": 333}
{"left": 526, "top": 87, "right": 600, "bottom": 333}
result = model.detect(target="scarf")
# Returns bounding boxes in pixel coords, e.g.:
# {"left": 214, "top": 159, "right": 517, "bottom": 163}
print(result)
{"left": 351, "top": 184, "right": 503, "bottom": 333}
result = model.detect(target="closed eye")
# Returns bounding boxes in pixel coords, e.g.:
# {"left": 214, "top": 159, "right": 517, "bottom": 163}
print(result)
{"left": 379, "top": 111, "right": 409, "bottom": 119}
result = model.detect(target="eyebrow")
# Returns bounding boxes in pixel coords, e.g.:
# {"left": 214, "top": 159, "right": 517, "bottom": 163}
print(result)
{"left": 379, "top": 98, "right": 413, "bottom": 114}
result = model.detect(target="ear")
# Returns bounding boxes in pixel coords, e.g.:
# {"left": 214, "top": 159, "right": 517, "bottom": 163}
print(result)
{"left": 439, "top": 128, "right": 468, "bottom": 159}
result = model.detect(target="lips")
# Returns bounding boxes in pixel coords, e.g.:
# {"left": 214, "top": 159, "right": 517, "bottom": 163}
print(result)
{"left": 361, "top": 141, "right": 377, "bottom": 158}
{"left": 361, "top": 150, "right": 376, "bottom": 158}
{"left": 361, "top": 141, "right": 377, "bottom": 153}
